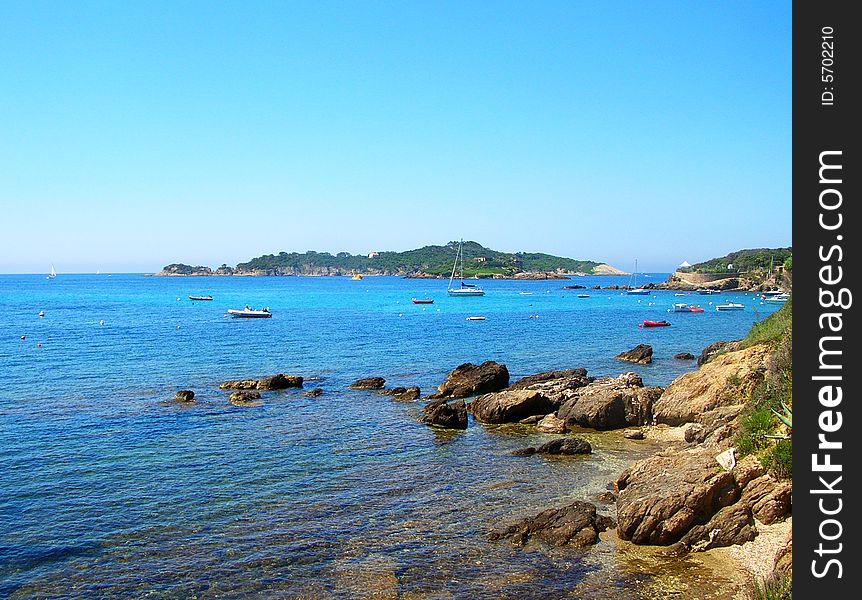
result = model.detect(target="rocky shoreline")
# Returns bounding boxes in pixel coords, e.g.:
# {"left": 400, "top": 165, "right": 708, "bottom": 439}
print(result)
{"left": 169, "top": 336, "right": 791, "bottom": 596}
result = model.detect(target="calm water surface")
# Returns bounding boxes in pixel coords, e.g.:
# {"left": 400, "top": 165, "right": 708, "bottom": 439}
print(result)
{"left": 0, "top": 274, "right": 779, "bottom": 598}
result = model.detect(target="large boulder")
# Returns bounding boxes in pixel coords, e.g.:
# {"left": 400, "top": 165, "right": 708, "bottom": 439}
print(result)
{"left": 536, "top": 437, "right": 592, "bottom": 455}
{"left": 616, "top": 449, "right": 741, "bottom": 546}
{"left": 676, "top": 502, "right": 757, "bottom": 552}
{"left": 557, "top": 373, "right": 662, "bottom": 430}
{"left": 468, "top": 390, "right": 555, "bottom": 424}
{"left": 653, "top": 345, "right": 770, "bottom": 426}
{"left": 740, "top": 475, "right": 792, "bottom": 524}
{"left": 674, "top": 352, "right": 696, "bottom": 360}
{"left": 535, "top": 413, "right": 567, "bottom": 434}
{"left": 616, "top": 344, "right": 653, "bottom": 365}
{"left": 489, "top": 501, "right": 613, "bottom": 548}
{"left": 419, "top": 398, "right": 468, "bottom": 429}
{"left": 429, "top": 361, "right": 509, "bottom": 398}
{"left": 349, "top": 377, "right": 386, "bottom": 390}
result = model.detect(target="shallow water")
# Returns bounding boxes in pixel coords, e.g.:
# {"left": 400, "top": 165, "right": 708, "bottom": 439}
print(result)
{"left": 0, "top": 274, "right": 778, "bottom": 597}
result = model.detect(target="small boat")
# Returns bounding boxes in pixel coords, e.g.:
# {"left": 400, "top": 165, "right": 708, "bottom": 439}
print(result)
{"left": 466, "top": 316, "right": 486, "bottom": 321}
{"left": 640, "top": 320, "right": 671, "bottom": 328}
{"left": 519, "top": 292, "right": 534, "bottom": 295}
{"left": 763, "top": 293, "right": 790, "bottom": 304}
{"left": 626, "top": 259, "right": 650, "bottom": 295}
{"left": 577, "top": 294, "right": 590, "bottom": 298}
{"left": 671, "top": 303, "right": 690, "bottom": 312}
{"left": 715, "top": 303, "right": 745, "bottom": 311}
{"left": 697, "top": 289, "right": 716, "bottom": 295}
{"left": 411, "top": 298, "right": 434, "bottom": 304}
{"left": 687, "top": 305, "right": 705, "bottom": 313}
{"left": 38, "top": 310, "right": 45, "bottom": 317}
{"left": 351, "top": 274, "right": 363, "bottom": 280}
{"left": 46, "top": 265, "right": 56, "bottom": 280}
{"left": 189, "top": 295, "right": 213, "bottom": 301}
{"left": 674, "top": 293, "right": 686, "bottom": 296}
{"left": 227, "top": 306, "right": 272, "bottom": 318}
{"left": 447, "top": 240, "right": 485, "bottom": 296}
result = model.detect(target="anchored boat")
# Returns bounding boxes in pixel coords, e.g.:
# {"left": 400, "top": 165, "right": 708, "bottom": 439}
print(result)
{"left": 227, "top": 306, "right": 272, "bottom": 318}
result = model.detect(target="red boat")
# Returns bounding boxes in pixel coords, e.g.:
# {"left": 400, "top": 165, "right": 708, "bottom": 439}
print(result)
{"left": 640, "top": 320, "right": 671, "bottom": 328}
{"left": 687, "top": 306, "right": 705, "bottom": 313}
{"left": 411, "top": 298, "right": 434, "bottom": 304}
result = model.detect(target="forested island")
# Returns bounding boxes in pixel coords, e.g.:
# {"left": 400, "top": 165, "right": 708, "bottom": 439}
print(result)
{"left": 154, "top": 241, "right": 625, "bottom": 278}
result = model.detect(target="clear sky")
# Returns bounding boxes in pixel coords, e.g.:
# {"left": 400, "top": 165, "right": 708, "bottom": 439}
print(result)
{"left": 1, "top": 1, "right": 791, "bottom": 274}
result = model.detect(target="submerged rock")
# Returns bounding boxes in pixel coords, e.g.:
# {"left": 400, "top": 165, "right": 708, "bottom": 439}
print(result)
{"left": 419, "top": 398, "right": 468, "bottom": 429}
{"left": 623, "top": 428, "right": 645, "bottom": 440}
{"left": 429, "top": 361, "right": 509, "bottom": 399}
{"left": 303, "top": 387, "right": 324, "bottom": 398}
{"left": 674, "top": 352, "right": 696, "bottom": 360}
{"left": 349, "top": 377, "right": 386, "bottom": 390}
{"left": 489, "top": 500, "right": 614, "bottom": 548}
{"left": 175, "top": 390, "right": 195, "bottom": 403}
{"left": 469, "top": 390, "right": 555, "bottom": 424}
{"left": 513, "top": 437, "right": 592, "bottom": 456}
{"left": 616, "top": 344, "right": 653, "bottom": 365}
{"left": 535, "top": 413, "right": 567, "bottom": 434}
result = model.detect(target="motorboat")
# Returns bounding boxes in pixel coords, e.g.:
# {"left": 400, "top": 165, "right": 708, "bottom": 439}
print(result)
{"left": 577, "top": 294, "right": 590, "bottom": 298}
{"left": 671, "top": 303, "right": 705, "bottom": 313}
{"left": 227, "top": 306, "right": 272, "bottom": 318}
{"left": 697, "top": 289, "right": 717, "bottom": 295}
{"left": 715, "top": 303, "right": 745, "bottom": 311}
{"left": 189, "top": 295, "right": 213, "bottom": 301}
{"left": 351, "top": 274, "right": 363, "bottom": 280}
{"left": 640, "top": 320, "right": 671, "bottom": 327}
{"left": 466, "top": 316, "right": 486, "bottom": 321}
{"left": 763, "top": 293, "right": 790, "bottom": 304}
{"left": 411, "top": 298, "right": 434, "bottom": 304}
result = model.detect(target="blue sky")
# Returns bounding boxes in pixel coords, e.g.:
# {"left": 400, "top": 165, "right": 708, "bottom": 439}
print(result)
{"left": 1, "top": 1, "right": 791, "bottom": 274}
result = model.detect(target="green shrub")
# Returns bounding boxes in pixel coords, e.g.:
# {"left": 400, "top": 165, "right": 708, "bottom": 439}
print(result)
{"left": 745, "top": 572, "right": 792, "bottom": 600}
{"left": 763, "top": 440, "right": 792, "bottom": 479}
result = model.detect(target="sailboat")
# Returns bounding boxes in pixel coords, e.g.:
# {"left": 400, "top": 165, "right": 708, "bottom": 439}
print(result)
{"left": 626, "top": 259, "right": 649, "bottom": 295}
{"left": 46, "top": 265, "right": 56, "bottom": 280}
{"left": 447, "top": 240, "right": 485, "bottom": 297}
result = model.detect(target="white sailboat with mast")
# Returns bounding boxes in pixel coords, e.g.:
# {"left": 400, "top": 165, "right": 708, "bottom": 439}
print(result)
{"left": 46, "top": 265, "right": 56, "bottom": 280}
{"left": 626, "top": 259, "right": 649, "bottom": 295}
{"left": 447, "top": 240, "right": 485, "bottom": 297}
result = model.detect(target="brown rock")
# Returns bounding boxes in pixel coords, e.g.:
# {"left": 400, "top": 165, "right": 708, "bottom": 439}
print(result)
{"left": 698, "top": 340, "right": 742, "bottom": 366}
{"left": 535, "top": 413, "right": 567, "bottom": 434}
{"left": 419, "top": 398, "right": 468, "bottom": 429}
{"left": 616, "top": 344, "right": 653, "bottom": 365}
{"left": 175, "top": 390, "right": 195, "bottom": 403}
{"left": 616, "top": 449, "right": 740, "bottom": 546}
{"left": 623, "top": 428, "right": 645, "bottom": 440}
{"left": 380, "top": 386, "right": 421, "bottom": 401}
{"left": 535, "top": 437, "right": 592, "bottom": 455}
{"left": 678, "top": 502, "right": 757, "bottom": 552}
{"left": 429, "top": 361, "right": 509, "bottom": 399}
{"left": 509, "top": 368, "right": 590, "bottom": 390}
{"left": 557, "top": 373, "right": 662, "bottom": 430}
{"left": 674, "top": 352, "right": 696, "bottom": 360}
{"left": 229, "top": 390, "right": 261, "bottom": 405}
{"left": 304, "top": 387, "right": 324, "bottom": 398}
{"left": 489, "top": 501, "right": 613, "bottom": 547}
{"left": 349, "top": 377, "right": 386, "bottom": 390}
{"left": 653, "top": 345, "right": 770, "bottom": 426}
{"left": 469, "top": 389, "right": 555, "bottom": 424}
{"left": 740, "top": 475, "right": 792, "bottom": 524}
{"left": 220, "top": 374, "right": 303, "bottom": 390}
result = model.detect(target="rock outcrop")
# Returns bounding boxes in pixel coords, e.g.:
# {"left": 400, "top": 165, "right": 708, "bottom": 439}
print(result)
{"left": 429, "top": 361, "right": 509, "bottom": 399}
{"left": 556, "top": 373, "right": 662, "bottom": 430}
{"left": 220, "top": 374, "right": 304, "bottom": 390}
{"left": 349, "top": 377, "right": 386, "bottom": 390}
{"left": 535, "top": 413, "right": 567, "bottom": 433}
{"left": 508, "top": 368, "right": 590, "bottom": 391}
{"left": 616, "top": 344, "right": 653, "bottom": 365}
{"left": 489, "top": 501, "right": 614, "bottom": 547}
{"left": 419, "top": 398, "right": 468, "bottom": 429}
{"left": 175, "top": 390, "right": 195, "bottom": 403}
{"left": 698, "top": 340, "right": 742, "bottom": 366}
{"left": 469, "top": 389, "right": 555, "bottom": 424}
{"left": 653, "top": 345, "right": 770, "bottom": 426}
{"left": 674, "top": 352, "right": 696, "bottom": 360}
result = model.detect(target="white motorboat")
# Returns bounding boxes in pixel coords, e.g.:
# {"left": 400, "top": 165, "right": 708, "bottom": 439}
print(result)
{"left": 715, "top": 303, "right": 745, "bottom": 311}
{"left": 227, "top": 306, "right": 272, "bottom": 318}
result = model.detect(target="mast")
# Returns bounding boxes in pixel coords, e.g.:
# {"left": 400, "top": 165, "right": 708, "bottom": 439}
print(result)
{"left": 448, "top": 241, "right": 460, "bottom": 290}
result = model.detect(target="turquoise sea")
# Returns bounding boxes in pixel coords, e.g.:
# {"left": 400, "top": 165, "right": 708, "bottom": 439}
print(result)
{"left": 0, "top": 274, "right": 780, "bottom": 598}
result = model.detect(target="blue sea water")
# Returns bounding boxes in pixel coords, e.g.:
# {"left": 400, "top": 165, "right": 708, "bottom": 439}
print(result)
{"left": 0, "top": 274, "right": 779, "bottom": 598}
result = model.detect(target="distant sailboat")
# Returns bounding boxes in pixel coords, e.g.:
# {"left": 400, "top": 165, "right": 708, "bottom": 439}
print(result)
{"left": 46, "top": 265, "right": 56, "bottom": 280}
{"left": 447, "top": 240, "right": 485, "bottom": 297}
{"left": 626, "top": 259, "right": 649, "bottom": 295}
